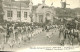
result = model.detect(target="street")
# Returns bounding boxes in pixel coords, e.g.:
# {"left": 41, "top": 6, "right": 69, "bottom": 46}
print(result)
{"left": 0, "top": 0, "right": 80, "bottom": 51}
{"left": 1, "top": 28, "right": 79, "bottom": 51}
{"left": 29, "top": 28, "right": 60, "bottom": 46}
{"left": 2, "top": 28, "right": 60, "bottom": 51}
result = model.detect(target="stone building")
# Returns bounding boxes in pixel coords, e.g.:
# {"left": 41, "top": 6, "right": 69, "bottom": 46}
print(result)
{"left": 1, "top": 0, "right": 33, "bottom": 23}
{"left": 32, "top": 0, "right": 56, "bottom": 24}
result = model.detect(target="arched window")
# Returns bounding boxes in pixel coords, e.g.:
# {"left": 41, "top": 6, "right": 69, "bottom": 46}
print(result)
{"left": 46, "top": 13, "right": 51, "bottom": 20}
{"left": 39, "top": 15, "right": 43, "bottom": 23}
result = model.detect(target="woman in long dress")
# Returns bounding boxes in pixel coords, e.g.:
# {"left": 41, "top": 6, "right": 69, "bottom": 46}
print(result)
{"left": 59, "top": 26, "right": 65, "bottom": 45}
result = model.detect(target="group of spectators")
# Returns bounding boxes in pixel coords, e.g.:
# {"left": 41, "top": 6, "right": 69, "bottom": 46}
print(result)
{"left": 0, "top": 23, "right": 43, "bottom": 49}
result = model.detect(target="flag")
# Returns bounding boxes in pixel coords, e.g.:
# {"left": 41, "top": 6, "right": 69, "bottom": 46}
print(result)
{"left": 51, "top": 3, "right": 53, "bottom": 6}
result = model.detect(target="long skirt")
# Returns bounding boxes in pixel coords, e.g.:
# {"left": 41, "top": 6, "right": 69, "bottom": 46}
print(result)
{"left": 59, "top": 32, "right": 65, "bottom": 45}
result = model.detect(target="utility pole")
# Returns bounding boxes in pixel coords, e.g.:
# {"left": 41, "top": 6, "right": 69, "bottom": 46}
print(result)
{"left": 20, "top": 0, "right": 21, "bottom": 22}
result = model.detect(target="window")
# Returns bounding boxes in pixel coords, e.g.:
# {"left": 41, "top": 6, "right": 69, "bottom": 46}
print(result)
{"left": 7, "top": 10, "right": 13, "bottom": 17}
{"left": 39, "top": 15, "right": 43, "bottom": 23}
{"left": 17, "top": 11, "right": 21, "bottom": 18}
{"left": 24, "top": 12, "right": 27, "bottom": 18}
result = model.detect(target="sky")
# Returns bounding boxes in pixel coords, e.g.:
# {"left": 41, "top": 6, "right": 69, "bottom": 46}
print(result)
{"left": 16, "top": 0, "right": 80, "bottom": 9}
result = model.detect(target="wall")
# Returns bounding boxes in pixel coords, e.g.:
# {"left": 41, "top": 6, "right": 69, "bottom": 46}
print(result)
{"left": 3, "top": 6, "right": 31, "bottom": 22}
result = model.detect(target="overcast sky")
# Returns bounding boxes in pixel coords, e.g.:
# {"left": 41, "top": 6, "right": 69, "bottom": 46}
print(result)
{"left": 16, "top": 0, "right": 80, "bottom": 9}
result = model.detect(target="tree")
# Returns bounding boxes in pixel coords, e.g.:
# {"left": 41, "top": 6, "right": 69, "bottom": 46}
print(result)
{"left": 66, "top": 20, "right": 76, "bottom": 30}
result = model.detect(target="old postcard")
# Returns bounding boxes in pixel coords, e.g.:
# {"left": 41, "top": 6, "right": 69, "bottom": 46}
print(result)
{"left": 0, "top": 0, "right": 80, "bottom": 52}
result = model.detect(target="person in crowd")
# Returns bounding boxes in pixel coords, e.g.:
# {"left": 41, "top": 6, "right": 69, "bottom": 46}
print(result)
{"left": 6, "top": 23, "right": 10, "bottom": 43}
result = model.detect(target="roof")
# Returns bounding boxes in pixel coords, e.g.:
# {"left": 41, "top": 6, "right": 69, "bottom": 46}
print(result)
{"left": 15, "top": 1, "right": 30, "bottom": 5}
{"left": 3, "top": 0, "right": 30, "bottom": 8}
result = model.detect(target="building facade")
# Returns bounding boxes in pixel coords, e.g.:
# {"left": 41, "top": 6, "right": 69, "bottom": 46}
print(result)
{"left": 32, "top": 0, "right": 56, "bottom": 24}
{"left": 1, "top": 0, "right": 33, "bottom": 23}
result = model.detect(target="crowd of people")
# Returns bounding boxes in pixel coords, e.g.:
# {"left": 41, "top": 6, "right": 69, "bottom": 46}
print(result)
{"left": 0, "top": 23, "right": 43, "bottom": 50}
{"left": 58, "top": 25, "right": 80, "bottom": 46}
{"left": 44, "top": 24, "right": 80, "bottom": 46}
{"left": 0, "top": 22, "right": 80, "bottom": 50}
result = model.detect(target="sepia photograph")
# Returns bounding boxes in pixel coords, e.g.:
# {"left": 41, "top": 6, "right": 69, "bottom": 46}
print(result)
{"left": 0, "top": 0, "right": 80, "bottom": 52}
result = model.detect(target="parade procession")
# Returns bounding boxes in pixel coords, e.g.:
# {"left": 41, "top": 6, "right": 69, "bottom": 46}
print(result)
{"left": 0, "top": 0, "right": 80, "bottom": 51}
